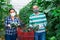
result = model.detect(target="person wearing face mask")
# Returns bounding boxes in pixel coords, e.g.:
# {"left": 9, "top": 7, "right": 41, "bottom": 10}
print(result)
{"left": 29, "top": 5, "right": 47, "bottom": 40}
{"left": 4, "top": 8, "right": 21, "bottom": 40}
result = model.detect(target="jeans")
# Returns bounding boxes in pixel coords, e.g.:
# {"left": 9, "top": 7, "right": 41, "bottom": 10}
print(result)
{"left": 35, "top": 32, "right": 46, "bottom": 40}
{"left": 5, "top": 34, "right": 17, "bottom": 40}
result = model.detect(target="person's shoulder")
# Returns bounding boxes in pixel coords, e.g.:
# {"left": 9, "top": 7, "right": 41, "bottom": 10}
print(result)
{"left": 5, "top": 16, "right": 10, "bottom": 19}
{"left": 29, "top": 14, "right": 34, "bottom": 18}
{"left": 15, "top": 17, "right": 18, "bottom": 18}
{"left": 15, "top": 17, "right": 20, "bottom": 20}
{"left": 30, "top": 13, "right": 35, "bottom": 17}
{"left": 15, "top": 17, "right": 18, "bottom": 19}
{"left": 39, "top": 12, "right": 46, "bottom": 15}
{"left": 4, "top": 16, "right": 10, "bottom": 20}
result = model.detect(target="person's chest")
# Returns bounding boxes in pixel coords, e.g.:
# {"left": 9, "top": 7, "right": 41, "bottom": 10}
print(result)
{"left": 7, "top": 18, "right": 18, "bottom": 24}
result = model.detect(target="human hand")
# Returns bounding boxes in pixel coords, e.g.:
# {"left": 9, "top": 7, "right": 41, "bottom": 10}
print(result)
{"left": 7, "top": 24, "right": 11, "bottom": 28}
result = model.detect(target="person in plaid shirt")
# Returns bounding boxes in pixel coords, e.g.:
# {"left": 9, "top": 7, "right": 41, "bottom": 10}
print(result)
{"left": 4, "top": 8, "right": 20, "bottom": 40}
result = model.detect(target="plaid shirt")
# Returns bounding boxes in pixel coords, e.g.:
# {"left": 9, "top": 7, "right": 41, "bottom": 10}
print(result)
{"left": 4, "top": 16, "right": 20, "bottom": 35}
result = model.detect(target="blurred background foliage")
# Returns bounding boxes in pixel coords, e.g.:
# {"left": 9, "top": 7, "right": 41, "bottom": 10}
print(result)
{"left": 0, "top": 0, "right": 12, "bottom": 37}
{"left": 0, "top": 0, "right": 60, "bottom": 40}
{"left": 19, "top": 0, "right": 60, "bottom": 40}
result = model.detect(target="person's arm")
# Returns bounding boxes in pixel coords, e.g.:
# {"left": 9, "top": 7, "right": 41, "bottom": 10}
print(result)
{"left": 17, "top": 18, "right": 21, "bottom": 25}
{"left": 4, "top": 17, "right": 11, "bottom": 28}
{"left": 43, "top": 14, "right": 47, "bottom": 27}
{"left": 29, "top": 17, "right": 33, "bottom": 28}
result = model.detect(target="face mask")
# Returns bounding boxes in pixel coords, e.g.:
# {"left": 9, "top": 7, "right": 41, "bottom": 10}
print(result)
{"left": 33, "top": 9, "right": 39, "bottom": 13}
{"left": 10, "top": 13, "right": 16, "bottom": 16}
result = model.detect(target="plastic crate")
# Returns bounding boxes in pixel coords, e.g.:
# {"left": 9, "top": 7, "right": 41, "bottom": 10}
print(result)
{"left": 17, "top": 27, "right": 34, "bottom": 40}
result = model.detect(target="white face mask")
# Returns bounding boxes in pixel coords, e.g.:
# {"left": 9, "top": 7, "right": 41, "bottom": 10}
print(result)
{"left": 10, "top": 13, "right": 16, "bottom": 16}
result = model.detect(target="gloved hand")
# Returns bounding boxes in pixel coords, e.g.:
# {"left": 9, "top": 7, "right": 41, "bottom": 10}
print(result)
{"left": 7, "top": 24, "right": 11, "bottom": 28}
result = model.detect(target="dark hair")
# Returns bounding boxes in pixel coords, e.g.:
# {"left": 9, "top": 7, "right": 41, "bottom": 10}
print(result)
{"left": 9, "top": 8, "right": 16, "bottom": 12}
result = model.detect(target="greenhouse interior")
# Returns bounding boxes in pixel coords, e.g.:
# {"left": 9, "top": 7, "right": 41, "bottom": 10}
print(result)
{"left": 0, "top": 0, "right": 60, "bottom": 40}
